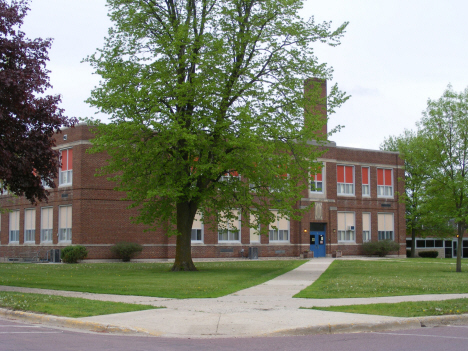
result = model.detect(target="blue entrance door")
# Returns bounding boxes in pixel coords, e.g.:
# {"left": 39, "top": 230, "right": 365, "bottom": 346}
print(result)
{"left": 310, "top": 231, "right": 326, "bottom": 257}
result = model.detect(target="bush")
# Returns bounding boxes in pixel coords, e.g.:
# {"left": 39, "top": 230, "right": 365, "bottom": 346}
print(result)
{"left": 418, "top": 250, "right": 439, "bottom": 258}
{"left": 362, "top": 241, "right": 378, "bottom": 256}
{"left": 61, "top": 245, "right": 88, "bottom": 263}
{"left": 111, "top": 242, "right": 143, "bottom": 262}
{"left": 362, "top": 240, "right": 400, "bottom": 257}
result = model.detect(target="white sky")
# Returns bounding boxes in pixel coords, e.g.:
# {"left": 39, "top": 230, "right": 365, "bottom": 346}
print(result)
{"left": 21, "top": 0, "right": 468, "bottom": 150}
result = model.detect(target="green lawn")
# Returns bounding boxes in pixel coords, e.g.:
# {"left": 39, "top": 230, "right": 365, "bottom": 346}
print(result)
{"left": 308, "top": 298, "right": 468, "bottom": 318}
{"left": 0, "top": 260, "right": 305, "bottom": 298}
{"left": 0, "top": 291, "right": 158, "bottom": 317}
{"left": 294, "top": 259, "right": 468, "bottom": 298}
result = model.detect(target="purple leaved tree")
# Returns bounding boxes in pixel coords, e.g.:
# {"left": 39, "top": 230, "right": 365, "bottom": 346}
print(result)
{"left": 0, "top": 0, "right": 76, "bottom": 204}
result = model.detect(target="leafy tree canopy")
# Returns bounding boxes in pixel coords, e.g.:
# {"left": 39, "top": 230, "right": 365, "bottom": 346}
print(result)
{"left": 383, "top": 85, "right": 468, "bottom": 270}
{"left": 0, "top": 0, "right": 76, "bottom": 203}
{"left": 86, "top": 0, "right": 349, "bottom": 270}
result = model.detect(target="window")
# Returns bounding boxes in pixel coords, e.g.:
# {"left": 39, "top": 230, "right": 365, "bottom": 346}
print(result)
{"left": 270, "top": 170, "right": 288, "bottom": 193}
{"left": 59, "top": 205, "right": 72, "bottom": 242}
{"left": 41, "top": 207, "right": 53, "bottom": 242}
{"left": 378, "top": 213, "right": 394, "bottom": 240}
{"left": 41, "top": 178, "right": 51, "bottom": 189}
{"left": 310, "top": 165, "right": 323, "bottom": 193}
{"left": 416, "top": 239, "right": 425, "bottom": 248}
{"left": 9, "top": 210, "right": 20, "bottom": 243}
{"left": 220, "top": 170, "right": 240, "bottom": 183}
{"left": 362, "top": 167, "right": 370, "bottom": 196}
{"left": 59, "top": 149, "right": 73, "bottom": 186}
{"left": 269, "top": 210, "right": 289, "bottom": 242}
{"left": 337, "top": 165, "right": 354, "bottom": 195}
{"left": 249, "top": 213, "right": 260, "bottom": 243}
{"left": 24, "top": 209, "right": 36, "bottom": 243}
{"left": 362, "top": 212, "right": 371, "bottom": 242}
{"left": 191, "top": 212, "right": 203, "bottom": 242}
{"left": 218, "top": 210, "right": 240, "bottom": 242}
{"left": 377, "top": 168, "right": 393, "bottom": 197}
{"left": 337, "top": 212, "right": 355, "bottom": 242}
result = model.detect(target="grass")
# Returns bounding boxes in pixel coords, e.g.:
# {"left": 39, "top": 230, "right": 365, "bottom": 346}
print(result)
{"left": 294, "top": 258, "right": 468, "bottom": 299}
{"left": 0, "top": 260, "right": 305, "bottom": 298}
{"left": 307, "top": 298, "right": 468, "bottom": 318}
{"left": 0, "top": 291, "right": 158, "bottom": 318}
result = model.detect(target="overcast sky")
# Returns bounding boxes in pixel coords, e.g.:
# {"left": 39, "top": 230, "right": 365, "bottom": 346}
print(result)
{"left": 20, "top": 0, "right": 468, "bottom": 150}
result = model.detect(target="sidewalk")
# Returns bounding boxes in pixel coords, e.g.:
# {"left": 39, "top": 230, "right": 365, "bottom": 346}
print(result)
{"left": 1, "top": 258, "right": 468, "bottom": 338}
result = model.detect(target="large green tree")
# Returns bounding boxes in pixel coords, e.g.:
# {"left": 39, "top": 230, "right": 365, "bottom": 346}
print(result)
{"left": 381, "top": 131, "right": 427, "bottom": 258}
{"left": 381, "top": 130, "right": 453, "bottom": 258}
{"left": 85, "top": 0, "right": 348, "bottom": 271}
{"left": 417, "top": 85, "right": 468, "bottom": 272}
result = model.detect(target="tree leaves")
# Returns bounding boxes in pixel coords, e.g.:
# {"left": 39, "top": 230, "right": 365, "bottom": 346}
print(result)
{"left": 0, "top": 0, "right": 77, "bottom": 203}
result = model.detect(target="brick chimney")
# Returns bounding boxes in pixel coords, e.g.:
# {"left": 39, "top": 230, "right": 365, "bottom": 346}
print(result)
{"left": 304, "top": 78, "right": 327, "bottom": 138}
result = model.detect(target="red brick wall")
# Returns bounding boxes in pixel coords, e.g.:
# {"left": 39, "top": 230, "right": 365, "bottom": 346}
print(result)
{"left": 0, "top": 123, "right": 406, "bottom": 260}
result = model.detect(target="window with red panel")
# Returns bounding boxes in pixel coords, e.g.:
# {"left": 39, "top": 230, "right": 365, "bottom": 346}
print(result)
{"left": 377, "top": 168, "right": 393, "bottom": 197}
{"left": 362, "top": 166, "right": 370, "bottom": 196}
{"left": 337, "top": 165, "right": 354, "bottom": 195}
{"left": 310, "top": 166, "right": 323, "bottom": 193}
{"left": 59, "top": 149, "right": 73, "bottom": 186}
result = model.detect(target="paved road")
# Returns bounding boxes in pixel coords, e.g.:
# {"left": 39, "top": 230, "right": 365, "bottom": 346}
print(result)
{"left": 2, "top": 318, "right": 468, "bottom": 351}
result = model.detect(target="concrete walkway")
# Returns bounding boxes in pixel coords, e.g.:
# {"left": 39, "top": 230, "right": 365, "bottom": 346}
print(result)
{"left": 1, "top": 258, "right": 468, "bottom": 338}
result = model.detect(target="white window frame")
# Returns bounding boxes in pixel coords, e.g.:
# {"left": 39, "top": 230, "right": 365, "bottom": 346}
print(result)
{"left": 310, "top": 164, "right": 324, "bottom": 194}
{"left": 362, "top": 166, "right": 370, "bottom": 197}
{"left": 9, "top": 210, "right": 20, "bottom": 243}
{"left": 337, "top": 165, "right": 355, "bottom": 196}
{"left": 58, "top": 205, "right": 72, "bottom": 243}
{"left": 362, "top": 212, "right": 371, "bottom": 242}
{"left": 377, "top": 168, "right": 393, "bottom": 198}
{"left": 378, "top": 213, "right": 394, "bottom": 241}
{"left": 269, "top": 210, "right": 290, "bottom": 242}
{"left": 191, "top": 212, "right": 204, "bottom": 243}
{"left": 59, "top": 148, "right": 73, "bottom": 186}
{"left": 218, "top": 210, "right": 241, "bottom": 243}
{"left": 41, "top": 207, "right": 53, "bottom": 243}
{"left": 337, "top": 211, "right": 356, "bottom": 242}
{"left": 24, "top": 208, "right": 36, "bottom": 243}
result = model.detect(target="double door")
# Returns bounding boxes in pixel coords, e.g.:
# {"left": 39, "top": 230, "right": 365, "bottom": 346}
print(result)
{"left": 310, "top": 231, "right": 326, "bottom": 257}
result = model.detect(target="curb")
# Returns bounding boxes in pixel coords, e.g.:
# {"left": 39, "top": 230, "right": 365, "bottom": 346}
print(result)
{"left": 0, "top": 308, "right": 160, "bottom": 336}
{"left": 270, "top": 319, "right": 422, "bottom": 336}
{"left": 2, "top": 307, "right": 468, "bottom": 338}
{"left": 269, "top": 314, "right": 468, "bottom": 337}
{"left": 416, "top": 314, "right": 468, "bottom": 327}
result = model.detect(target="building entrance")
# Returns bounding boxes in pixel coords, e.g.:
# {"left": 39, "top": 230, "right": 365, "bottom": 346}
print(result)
{"left": 310, "top": 223, "right": 326, "bottom": 257}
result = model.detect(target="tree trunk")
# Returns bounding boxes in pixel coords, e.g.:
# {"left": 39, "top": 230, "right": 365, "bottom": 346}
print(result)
{"left": 411, "top": 227, "right": 417, "bottom": 258}
{"left": 456, "top": 224, "right": 463, "bottom": 273}
{"left": 172, "top": 201, "right": 198, "bottom": 271}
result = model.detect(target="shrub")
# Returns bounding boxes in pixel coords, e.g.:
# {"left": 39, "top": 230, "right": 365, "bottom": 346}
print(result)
{"left": 362, "top": 241, "right": 378, "bottom": 256}
{"left": 418, "top": 250, "right": 439, "bottom": 258}
{"left": 111, "top": 242, "right": 143, "bottom": 262}
{"left": 61, "top": 245, "right": 88, "bottom": 263}
{"left": 362, "top": 240, "right": 400, "bottom": 257}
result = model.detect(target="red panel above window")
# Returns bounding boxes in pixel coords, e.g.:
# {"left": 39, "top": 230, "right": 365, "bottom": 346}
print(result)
{"left": 337, "top": 165, "right": 344, "bottom": 183}
{"left": 61, "top": 150, "right": 68, "bottom": 171}
{"left": 362, "top": 167, "right": 369, "bottom": 185}
{"left": 345, "top": 166, "right": 353, "bottom": 183}
{"left": 384, "top": 169, "right": 392, "bottom": 185}
{"left": 68, "top": 149, "right": 73, "bottom": 170}
{"left": 377, "top": 168, "right": 384, "bottom": 185}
